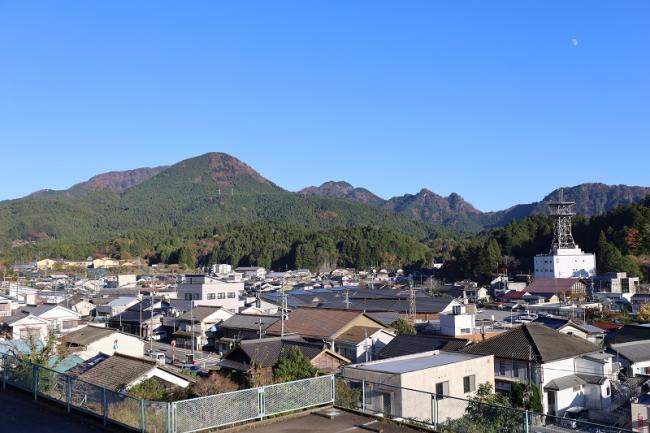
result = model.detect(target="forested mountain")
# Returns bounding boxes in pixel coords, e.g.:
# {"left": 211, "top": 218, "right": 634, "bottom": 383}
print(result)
{"left": 0, "top": 153, "right": 438, "bottom": 257}
{"left": 301, "top": 181, "right": 650, "bottom": 230}
{"left": 299, "top": 181, "right": 384, "bottom": 206}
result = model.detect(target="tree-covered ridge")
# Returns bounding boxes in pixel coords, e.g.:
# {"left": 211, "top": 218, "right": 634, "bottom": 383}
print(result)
{"left": 443, "top": 196, "right": 650, "bottom": 282}
{"left": 0, "top": 152, "right": 441, "bottom": 250}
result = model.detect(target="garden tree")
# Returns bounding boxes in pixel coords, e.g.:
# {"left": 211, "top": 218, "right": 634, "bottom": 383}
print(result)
{"left": 190, "top": 374, "right": 238, "bottom": 397}
{"left": 475, "top": 238, "right": 501, "bottom": 283}
{"left": 511, "top": 382, "right": 543, "bottom": 413}
{"left": 127, "top": 378, "right": 168, "bottom": 401}
{"left": 390, "top": 318, "right": 416, "bottom": 335}
{"left": 335, "top": 378, "right": 362, "bottom": 409}
{"left": 10, "top": 331, "right": 67, "bottom": 394}
{"left": 444, "top": 383, "right": 522, "bottom": 433}
{"left": 638, "top": 303, "right": 650, "bottom": 324}
{"left": 272, "top": 346, "right": 320, "bottom": 382}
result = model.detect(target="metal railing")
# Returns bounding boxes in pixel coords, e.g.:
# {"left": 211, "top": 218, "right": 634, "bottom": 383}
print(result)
{"left": 335, "top": 376, "right": 637, "bottom": 433}
{"left": 1, "top": 354, "right": 335, "bottom": 433}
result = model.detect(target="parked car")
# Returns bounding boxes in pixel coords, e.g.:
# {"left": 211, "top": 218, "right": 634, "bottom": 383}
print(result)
{"left": 181, "top": 364, "right": 209, "bottom": 377}
{"left": 149, "top": 352, "right": 166, "bottom": 366}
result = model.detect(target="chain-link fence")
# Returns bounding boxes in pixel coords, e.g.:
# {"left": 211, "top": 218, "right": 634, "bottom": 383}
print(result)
{"left": 2, "top": 354, "right": 335, "bottom": 433}
{"left": 335, "top": 377, "right": 636, "bottom": 433}
{"left": 171, "top": 375, "right": 335, "bottom": 433}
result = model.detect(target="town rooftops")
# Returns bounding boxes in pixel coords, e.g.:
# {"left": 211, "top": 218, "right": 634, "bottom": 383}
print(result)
{"left": 461, "top": 323, "right": 601, "bottom": 363}
{"left": 379, "top": 334, "right": 470, "bottom": 359}
{"left": 334, "top": 326, "right": 389, "bottom": 345}
{"left": 606, "top": 324, "right": 650, "bottom": 344}
{"left": 344, "top": 350, "right": 488, "bottom": 374}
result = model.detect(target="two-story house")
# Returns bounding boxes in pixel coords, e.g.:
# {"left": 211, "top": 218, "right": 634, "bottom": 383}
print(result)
{"left": 172, "top": 306, "right": 233, "bottom": 350}
{"left": 461, "top": 323, "right": 614, "bottom": 417}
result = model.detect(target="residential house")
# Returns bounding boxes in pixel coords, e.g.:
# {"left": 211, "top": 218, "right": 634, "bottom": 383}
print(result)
{"left": 340, "top": 351, "right": 495, "bottom": 422}
{"left": 532, "top": 316, "right": 606, "bottom": 345}
{"left": 219, "top": 336, "right": 348, "bottom": 383}
{"left": 606, "top": 324, "right": 650, "bottom": 345}
{"left": 215, "top": 314, "right": 280, "bottom": 354}
{"left": 234, "top": 267, "right": 267, "bottom": 280}
{"left": 461, "top": 323, "right": 614, "bottom": 416}
{"left": 106, "top": 298, "right": 169, "bottom": 338}
{"left": 95, "top": 296, "right": 139, "bottom": 319}
{"left": 61, "top": 325, "right": 145, "bottom": 359}
{"left": 19, "top": 304, "right": 84, "bottom": 334}
{"left": 608, "top": 340, "right": 650, "bottom": 377}
{"left": 174, "top": 274, "right": 245, "bottom": 313}
{"left": 172, "top": 306, "right": 233, "bottom": 350}
{"left": 72, "top": 353, "right": 190, "bottom": 393}
{"left": 0, "top": 314, "right": 49, "bottom": 340}
{"left": 265, "top": 308, "right": 390, "bottom": 359}
{"left": 632, "top": 294, "right": 650, "bottom": 315}
{"left": 378, "top": 334, "right": 470, "bottom": 359}
{"left": 333, "top": 327, "right": 396, "bottom": 363}
{"left": 525, "top": 278, "right": 588, "bottom": 302}
{"left": 593, "top": 272, "right": 639, "bottom": 296}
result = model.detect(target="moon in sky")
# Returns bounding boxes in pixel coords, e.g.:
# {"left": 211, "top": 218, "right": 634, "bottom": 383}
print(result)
{"left": 571, "top": 38, "right": 579, "bottom": 47}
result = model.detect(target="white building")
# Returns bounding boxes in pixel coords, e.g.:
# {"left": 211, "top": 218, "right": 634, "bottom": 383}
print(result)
{"left": 173, "top": 274, "right": 245, "bottom": 313}
{"left": 534, "top": 194, "right": 596, "bottom": 279}
{"left": 333, "top": 327, "right": 396, "bottom": 363}
{"left": 341, "top": 351, "right": 495, "bottom": 422}
{"left": 62, "top": 325, "right": 145, "bottom": 359}
{"left": 440, "top": 305, "right": 476, "bottom": 337}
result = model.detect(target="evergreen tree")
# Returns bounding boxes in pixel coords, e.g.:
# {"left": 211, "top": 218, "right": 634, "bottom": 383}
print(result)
{"left": 273, "top": 347, "right": 320, "bottom": 382}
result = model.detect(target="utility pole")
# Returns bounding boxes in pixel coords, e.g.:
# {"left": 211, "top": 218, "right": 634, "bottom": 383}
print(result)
{"left": 190, "top": 299, "right": 195, "bottom": 361}
{"left": 149, "top": 284, "right": 154, "bottom": 354}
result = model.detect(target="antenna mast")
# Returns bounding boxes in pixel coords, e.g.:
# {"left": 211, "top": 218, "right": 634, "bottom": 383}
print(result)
{"left": 548, "top": 188, "right": 577, "bottom": 251}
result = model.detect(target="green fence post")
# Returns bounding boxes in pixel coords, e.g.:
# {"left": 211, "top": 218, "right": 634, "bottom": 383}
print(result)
{"left": 361, "top": 380, "right": 366, "bottom": 413}
{"left": 32, "top": 364, "right": 38, "bottom": 400}
{"left": 102, "top": 387, "right": 107, "bottom": 426}
{"left": 524, "top": 410, "right": 529, "bottom": 433}
{"left": 66, "top": 376, "right": 71, "bottom": 413}
{"left": 331, "top": 375, "right": 335, "bottom": 403}
{"left": 2, "top": 354, "right": 7, "bottom": 390}
{"left": 140, "top": 399, "right": 146, "bottom": 433}
{"left": 258, "top": 387, "right": 265, "bottom": 420}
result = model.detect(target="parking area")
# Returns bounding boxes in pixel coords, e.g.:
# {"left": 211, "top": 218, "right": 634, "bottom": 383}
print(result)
{"left": 235, "top": 408, "right": 424, "bottom": 433}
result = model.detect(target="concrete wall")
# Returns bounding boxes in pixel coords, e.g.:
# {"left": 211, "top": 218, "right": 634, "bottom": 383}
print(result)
{"left": 86, "top": 334, "right": 145, "bottom": 358}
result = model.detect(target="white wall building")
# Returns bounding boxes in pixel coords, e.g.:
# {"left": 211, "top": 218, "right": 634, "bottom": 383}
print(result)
{"left": 173, "top": 274, "right": 245, "bottom": 313}
{"left": 534, "top": 247, "right": 596, "bottom": 279}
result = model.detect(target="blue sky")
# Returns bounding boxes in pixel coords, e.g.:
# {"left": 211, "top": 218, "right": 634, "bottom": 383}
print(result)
{"left": 1, "top": 1, "right": 648, "bottom": 211}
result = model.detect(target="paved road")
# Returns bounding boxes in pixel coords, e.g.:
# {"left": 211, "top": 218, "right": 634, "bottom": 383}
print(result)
{"left": 146, "top": 341, "right": 220, "bottom": 367}
{"left": 0, "top": 387, "right": 126, "bottom": 433}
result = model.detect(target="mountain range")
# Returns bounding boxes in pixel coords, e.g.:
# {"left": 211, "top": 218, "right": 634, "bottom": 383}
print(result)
{"left": 300, "top": 181, "right": 650, "bottom": 231}
{"left": 1, "top": 152, "right": 648, "bottom": 248}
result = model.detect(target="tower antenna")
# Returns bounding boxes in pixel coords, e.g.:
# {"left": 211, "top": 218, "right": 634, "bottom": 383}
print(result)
{"left": 548, "top": 188, "right": 576, "bottom": 251}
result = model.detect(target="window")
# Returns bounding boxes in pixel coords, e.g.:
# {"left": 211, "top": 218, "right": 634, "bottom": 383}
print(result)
{"left": 193, "top": 293, "right": 200, "bottom": 300}
{"left": 513, "top": 361, "right": 519, "bottom": 377}
{"left": 460, "top": 328, "right": 471, "bottom": 334}
{"left": 435, "top": 381, "right": 449, "bottom": 398}
{"left": 463, "top": 375, "right": 476, "bottom": 393}
{"left": 227, "top": 292, "right": 236, "bottom": 299}
{"left": 184, "top": 293, "right": 191, "bottom": 300}
{"left": 217, "top": 293, "right": 225, "bottom": 299}
{"left": 207, "top": 293, "right": 216, "bottom": 300}
{"left": 499, "top": 361, "right": 506, "bottom": 376}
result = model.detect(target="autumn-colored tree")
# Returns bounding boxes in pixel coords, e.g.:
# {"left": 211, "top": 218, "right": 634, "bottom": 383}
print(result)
{"left": 190, "top": 374, "right": 238, "bottom": 397}
{"left": 638, "top": 303, "right": 650, "bottom": 324}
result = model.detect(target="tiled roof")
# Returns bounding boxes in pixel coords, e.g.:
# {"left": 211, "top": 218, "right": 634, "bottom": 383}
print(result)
{"left": 461, "top": 323, "right": 600, "bottom": 363}
{"left": 379, "top": 334, "right": 470, "bottom": 359}
{"left": 609, "top": 340, "right": 650, "bottom": 362}
{"left": 525, "top": 278, "right": 585, "bottom": 294}
{"left": 177, "top": 306, "right": 225, "bottom": 322}
{"left": 606, "top": 324, "right": 650, "bottom": 345}
{"left": 78, "top": 353, "right": 155, "bottom": 391}
{"left": 544, "top": 374, "right": 587, "bottom": 391}
{"left": 334, "top": 326, "right": 384, "bottom": 344}
{"left": 220, "top": 314, "right": 279, "bottom": 331}
{"left": 222, "top": 336, "right": 336, "bottom": 369}
{"left": 63, "top": 326, "right": 116, "bottom": 346}
{"left": 265, "top": 308, "right": 383, "bottom": 339}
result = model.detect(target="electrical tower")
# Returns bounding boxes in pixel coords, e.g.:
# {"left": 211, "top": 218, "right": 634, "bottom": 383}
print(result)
{"left": 548, "top": 189, "right": 576, "bottom": 251}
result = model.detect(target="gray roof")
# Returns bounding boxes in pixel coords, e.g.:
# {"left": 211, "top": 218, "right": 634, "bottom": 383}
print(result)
{"left": 379, "top": 334, "right": 469, "bottom": 359}
{"left": 544, "top": 374, "right": 587, "bottom": 391}
{"left": 62, "top": 326, "right": 117, "bottom": 346}
{"left": 345, "top": 351, "right": 485, "bottom": 374}
{"left": 78, "top": 353, "right": 155, "bottom": 391}
{"left": 461, "top": 323, "right": 601, "bottom": 363}
{"left": 220, "top": 314, "right": 279, "bottom": 331}
{"left": 609, "top": 340, "right": 650, "bottom": 363}
{"left": 222, "top": 336, "right": 335, "bottom": 369}
{"left": 20, "top": 304, "right": 58, "bottom": 316}
{"left": 178, "top": 306, "right": 225, "bottom": 322}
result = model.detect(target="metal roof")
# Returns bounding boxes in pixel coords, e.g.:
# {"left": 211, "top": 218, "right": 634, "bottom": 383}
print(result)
{"left": 544, "top": 374, "right": 587, "bottom": 391}
{"left": 379, "top": 334, "right": 470, "bottom": 359}
{"left": 345, "top": 351, "right": 486, "bottom": 374}
{"left": 609, "top": 340, "right": 650, "bottom": 363}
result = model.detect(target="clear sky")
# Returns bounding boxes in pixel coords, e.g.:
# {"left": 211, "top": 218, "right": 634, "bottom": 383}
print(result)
{"left": 1, "top": 1, "right": 648, "bottom": 211}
